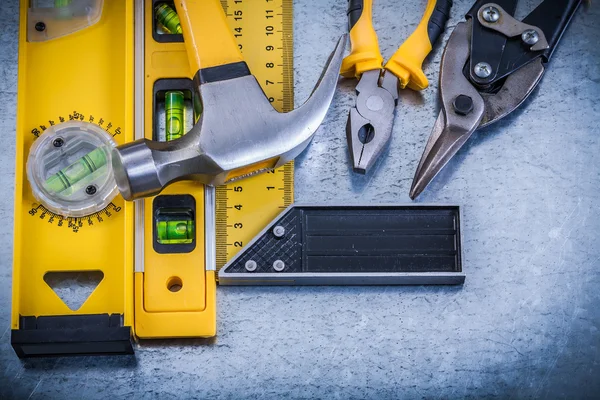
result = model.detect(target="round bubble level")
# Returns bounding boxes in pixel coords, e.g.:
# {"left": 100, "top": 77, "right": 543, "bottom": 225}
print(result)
{"left": 26, "top": 121, "right": 119, "bottom": 217}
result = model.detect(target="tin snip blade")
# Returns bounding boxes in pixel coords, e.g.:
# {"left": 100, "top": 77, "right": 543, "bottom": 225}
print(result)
{"left": 410, "top": 0, "right": 583, "bottom": 199}
{"left": 342, "top": 0, "right": 452, "bottom": 174}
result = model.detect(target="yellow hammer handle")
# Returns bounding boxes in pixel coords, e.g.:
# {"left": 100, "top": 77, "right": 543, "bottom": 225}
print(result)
{"left": 385, "top": 0, "right": 452, "bottom": 91}
{"left": 175, "top": 0, "right": 245, "bottom": 75}
{"left": 340, "top": 0, "right": 384, "bottom": 79}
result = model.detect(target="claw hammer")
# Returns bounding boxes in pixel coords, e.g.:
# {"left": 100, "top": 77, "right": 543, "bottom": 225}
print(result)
{"left": 112, "top": 0, "right": 346, "bottom": 201}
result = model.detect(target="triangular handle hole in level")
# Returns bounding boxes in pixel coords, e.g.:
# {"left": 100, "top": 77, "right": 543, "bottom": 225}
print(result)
{"left": 43, "top": 270, "right": 104, "bottom": 311}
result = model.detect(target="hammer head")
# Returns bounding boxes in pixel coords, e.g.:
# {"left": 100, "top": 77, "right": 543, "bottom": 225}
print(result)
{"left": 112, "top": 35, "right": 347, "bottom": 201}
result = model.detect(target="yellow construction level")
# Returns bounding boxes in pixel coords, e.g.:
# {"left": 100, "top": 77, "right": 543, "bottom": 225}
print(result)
{"left": 134, "top": 0, "right": 215, "bottom": 339}
{"left": 11, "top": 0, "right": 135, "bottom": 357}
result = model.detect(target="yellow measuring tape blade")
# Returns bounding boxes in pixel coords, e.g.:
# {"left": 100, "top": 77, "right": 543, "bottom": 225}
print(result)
{"left": 216, "top": 0, "right": 294, "bottom": 272}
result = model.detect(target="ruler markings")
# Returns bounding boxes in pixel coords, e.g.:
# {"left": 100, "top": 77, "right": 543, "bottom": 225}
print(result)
{"left": 215, "top": 0, "right": 294, "bottom": 272}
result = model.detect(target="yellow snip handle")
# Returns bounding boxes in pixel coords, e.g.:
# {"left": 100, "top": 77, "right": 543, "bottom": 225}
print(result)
{"left": 340, "top": 0, "right": 384, "bottom": 79}
{"left": 175, "top": 0, "right": 245, "bottom": 76}
{"left": 385, "top": 0, "right": 452, "bottom": 91}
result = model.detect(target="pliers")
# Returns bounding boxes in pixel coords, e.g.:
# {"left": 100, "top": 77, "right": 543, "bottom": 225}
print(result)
{"left": 342, "top": 0, "right": 453, "bottom": 174}
{"left": 410, "top": 0, "right": 583, "bottom": 199}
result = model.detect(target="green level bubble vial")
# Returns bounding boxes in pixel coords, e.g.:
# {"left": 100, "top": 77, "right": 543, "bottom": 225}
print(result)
{"left": 54, "top": 0, "right": 72, "bottom": 7}
{"left": 155, "top": 3, "right": 182, "bottom": 34}
{"left": 165, "top": 90, "right": 185, "bottom": 141}
{"left": 44, "top": 147, "right": 107, "bottom": 194}
{"left": 156, "top": 220, "right": 195, "bottom": 245}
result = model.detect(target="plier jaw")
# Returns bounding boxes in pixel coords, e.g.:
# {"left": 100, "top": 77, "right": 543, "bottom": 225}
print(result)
{"left": 410, "top": 0, "right": 583, "bottom": 199}
{"left": 342, "top": 0, "right": 453, "bottom": 174}
{"left": 346, "top": 69, "right": 399, "bottom": 174}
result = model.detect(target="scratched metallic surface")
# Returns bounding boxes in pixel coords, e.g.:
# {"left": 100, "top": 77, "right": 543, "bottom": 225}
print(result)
{"left": 1, "top": 0, "right": 599, "bottom": 398}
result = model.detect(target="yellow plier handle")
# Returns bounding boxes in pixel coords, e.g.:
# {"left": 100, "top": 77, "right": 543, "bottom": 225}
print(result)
{"left": 340, "top": 0, "right": 384, "bottom": 78}
{"left": 175, "top": 0, "right": 248, "bottom": 82}
{"left": 386, "top": 0, "right": 453, "bottom": 91}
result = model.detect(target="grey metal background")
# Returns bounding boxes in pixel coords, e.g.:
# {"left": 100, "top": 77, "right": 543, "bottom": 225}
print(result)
{"left": 1, "top": 0, "right": 599, "bottom": 398}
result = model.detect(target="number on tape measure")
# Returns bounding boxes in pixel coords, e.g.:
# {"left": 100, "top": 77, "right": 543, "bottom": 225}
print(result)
{"left": 216, "top": 0, "right": 294, "bottom": 272}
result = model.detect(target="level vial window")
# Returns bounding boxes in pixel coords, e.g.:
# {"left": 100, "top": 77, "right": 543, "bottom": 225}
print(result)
{"left": 154, "top": 84, "right": 202, "bottom": 142}
{"left": 153, "top": 195, "right": 196, "bottom": 253}
{"left": 155, "top": 2, "right": 181, "bottom": 34}
{"left": 153, "top": 1, "right": 183, "bottom": 42}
